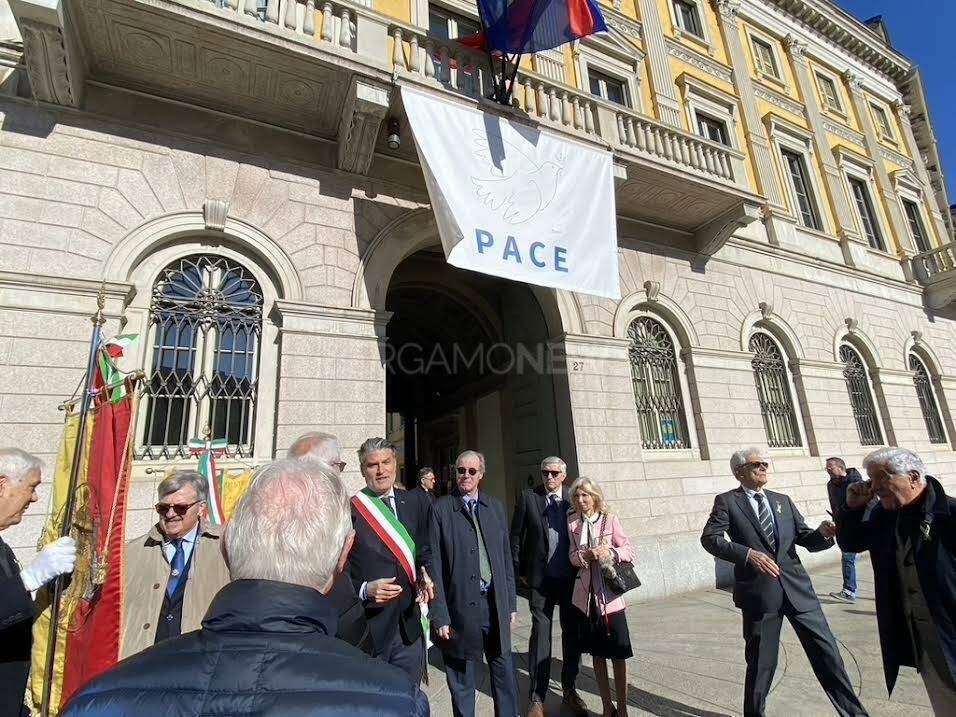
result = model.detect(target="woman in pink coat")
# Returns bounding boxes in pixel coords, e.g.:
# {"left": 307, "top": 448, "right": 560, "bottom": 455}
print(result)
{"left": 567, "top": 476, "right": 636, "bottom": 717}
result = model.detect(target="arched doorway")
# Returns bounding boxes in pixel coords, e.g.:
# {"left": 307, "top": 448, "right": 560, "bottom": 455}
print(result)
{"left": 384, "top": 249, "right": 564, "bottom": 514}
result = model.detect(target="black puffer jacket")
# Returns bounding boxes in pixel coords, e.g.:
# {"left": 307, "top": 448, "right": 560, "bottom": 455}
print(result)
{"left": 62, "top": 579, "right": 429, "bottom": 717}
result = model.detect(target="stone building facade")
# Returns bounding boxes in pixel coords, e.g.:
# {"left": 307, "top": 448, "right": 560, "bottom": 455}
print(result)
{"left": 1, "top": 0, "right": 955, "bottom": 598}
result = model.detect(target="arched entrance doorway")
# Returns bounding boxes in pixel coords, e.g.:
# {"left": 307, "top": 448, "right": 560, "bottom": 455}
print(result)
{"left": 384, "top": 248, "right": 563, "bottom": 514}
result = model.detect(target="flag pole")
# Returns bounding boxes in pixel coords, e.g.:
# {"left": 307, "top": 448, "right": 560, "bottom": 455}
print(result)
{"left": 39, "top": 288, "right": 107, "bottom": 717}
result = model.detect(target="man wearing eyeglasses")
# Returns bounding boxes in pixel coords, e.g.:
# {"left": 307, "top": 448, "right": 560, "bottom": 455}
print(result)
{"left": 701, "top": 447, "right": 868, "bottom": 717}
{"left": 510, "top": 456, "right": 585, "bottom": 717}
{"left": 121, "top": 470, "right": 230, "bottom": 659}
{"left": 430, "top": 450, "right": 518, "bottom": 717}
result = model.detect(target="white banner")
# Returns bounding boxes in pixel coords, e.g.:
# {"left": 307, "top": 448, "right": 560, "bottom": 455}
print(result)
{"left": 402, "top": 86, "right": 620, "bottom": 299}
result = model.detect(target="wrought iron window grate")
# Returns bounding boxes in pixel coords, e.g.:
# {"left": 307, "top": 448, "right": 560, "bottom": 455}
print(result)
{"left": 749, "top": 333, "right": 801, "bottom": 448}
{"left": 139, "top": 254, "right": 263, "bottom": 460}
{"left": 627, "top": 317, "right": 690, "bottom": 449}
{"left": 840, "top": 345, "right": 883, "bottom": 446}
{"left": 910, "top": 354, "right": 946, "bottom": 444}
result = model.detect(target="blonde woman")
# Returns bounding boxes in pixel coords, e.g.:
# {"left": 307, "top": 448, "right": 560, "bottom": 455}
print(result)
{"left": 567, "top": 477, "right": 635, "bottom": 717}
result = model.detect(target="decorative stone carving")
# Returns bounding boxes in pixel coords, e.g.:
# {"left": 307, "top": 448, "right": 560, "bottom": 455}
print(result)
{"left": 759, "top": 301, "right": 773, "bottom": 319}
{"left": 694, "top": 202, "right": 761, "bottom": 256}
{"left": 753, "top": 86, "right": 806, "bottom": 119}
{"left": 878, "top": 146, "right": 916, "bottom": 173}
{"left": 842, "top": 70, "right": 863, "bottom": 93}
{"left": 644, "top": 280, "right": 661, "bottom": 302}
{"left": 604, "top": 13, "right": 642, "bottom": 41}
{"left": 893, "top": 100, "right": 912, "bottom": 119}
{"left": 204, "top": 200, "right": 229, "bottom": 231}
{"left": 710, "top": 0, "right": 741, "bottom": 22}
{"left": 822, "top": 119, "right": 865, "bottom": 147}
{"left": 17, "top": 13, "right": 84, "bottom": 107}
{"left": 782, "top": 34, "right": 807, "bottom": 59}
{"left": 337, "top": 77, "right": 390, "bottom": 175}
{"left": 911, "top": 330, "right": 923, "bottom": 344}
{"left": 666, "top": 41, "right": 734, "bottom": 84}
{"left": 845, "top": 317, "right": 859, "bottom": 332}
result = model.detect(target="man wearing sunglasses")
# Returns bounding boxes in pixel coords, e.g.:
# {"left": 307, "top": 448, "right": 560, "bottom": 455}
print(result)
{"left": 121, "top": 470, "right": 230, "bottom": 659}
{"left": 701, "top": 447, "right": 868, "bottom": 717}
{"left": 430, "top": 450, "right": 518, "bottom": 717}
{"left": 510, "top": 456, "right": 585, "bottom": 717}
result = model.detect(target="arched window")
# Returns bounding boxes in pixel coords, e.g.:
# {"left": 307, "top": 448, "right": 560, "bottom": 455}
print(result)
{"left": 840, "top": 344, "right": 883, "bottom": 446}
{"left": 627, "top": 316, "right": 690, "bottom": 449}
{"left": 910, "top": 354, "right": 946, "bottom": 444}
{"left": 749, "top": 332, "right": 801, "bottom": 448}
{"left": 139, "top": 254, "right": 263, "bottom": 459}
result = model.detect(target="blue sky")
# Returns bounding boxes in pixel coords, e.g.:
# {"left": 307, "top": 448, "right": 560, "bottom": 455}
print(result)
{"left": 836, "top": 1, "right": 956, "bottom": 202}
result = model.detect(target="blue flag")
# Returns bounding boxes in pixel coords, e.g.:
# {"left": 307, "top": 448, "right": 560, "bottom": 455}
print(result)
{"left": 476, "top": 0, "right": 608, "bottom": 54}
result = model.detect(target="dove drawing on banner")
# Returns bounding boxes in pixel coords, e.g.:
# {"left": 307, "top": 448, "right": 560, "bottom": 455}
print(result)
{"left": 470, "top": 128, "right": 567, "bottom": 225}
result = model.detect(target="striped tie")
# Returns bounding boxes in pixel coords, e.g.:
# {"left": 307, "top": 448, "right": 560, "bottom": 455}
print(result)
{"left": 754, "top": 493, "right": 776, "bottom": 550}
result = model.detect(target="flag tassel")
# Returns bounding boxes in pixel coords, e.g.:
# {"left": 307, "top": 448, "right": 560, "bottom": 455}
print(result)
{"left": 39, "top": 290, "right": 107, "bottom": 717}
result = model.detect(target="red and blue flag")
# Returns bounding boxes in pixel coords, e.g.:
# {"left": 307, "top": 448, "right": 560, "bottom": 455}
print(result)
{"left": 474, "top": 0, "right": 608, "bottom": 54}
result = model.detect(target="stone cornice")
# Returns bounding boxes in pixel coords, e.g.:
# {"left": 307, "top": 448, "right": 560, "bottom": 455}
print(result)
{"left": 665, "top": 39, "right": 734, "bottom": 85}
{"left": 821, "top": 118, "right": 865, "bottom": 147}
{"left": 762, "top": 0, "right": 910, "bottom": 81}
{"left": 753, "top": 85, "right": 805, "bottom": 119}
{"left": 602, "top": 7, "right": 643, "bottom": 42}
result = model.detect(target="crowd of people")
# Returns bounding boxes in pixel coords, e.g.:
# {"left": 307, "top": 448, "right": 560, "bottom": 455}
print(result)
{"left": 0, "top": 437, "right": 954, "bottom": 716}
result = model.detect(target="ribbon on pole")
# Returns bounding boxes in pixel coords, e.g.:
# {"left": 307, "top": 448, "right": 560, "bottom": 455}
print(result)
{"left": 188, "top": 434, "right": 229, "bottom": 525}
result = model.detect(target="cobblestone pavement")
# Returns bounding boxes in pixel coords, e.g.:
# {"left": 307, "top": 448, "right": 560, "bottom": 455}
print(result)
{"left": 422, "top": 556, "right": 933, "bottom": 716}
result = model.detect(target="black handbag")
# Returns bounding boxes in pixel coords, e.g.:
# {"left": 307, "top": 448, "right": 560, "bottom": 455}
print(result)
{"left": 594, "top": 514, "right": 641, "bottom": 595}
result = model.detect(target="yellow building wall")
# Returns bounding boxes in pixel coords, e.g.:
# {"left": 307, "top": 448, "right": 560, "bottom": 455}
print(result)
{"left": 377, "top": 0, "right": 412, "bottom": 24}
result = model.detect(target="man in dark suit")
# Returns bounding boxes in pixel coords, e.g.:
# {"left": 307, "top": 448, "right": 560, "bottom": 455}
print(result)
{"left": 837, "top": 447, "right": 956, "bottom": 714}
{"left": 510, "top": 455, "right": 584, "bottom": 717}
{"left": 701, "top": 446, "right": 868, "bottom": 717}
{"left": 0, "top": 447, "right": 76, "bottom": 717}
{"left": 348, "top": 437, "right": 433, "bottom": 685}
{"left": 825, "top": 457, "right": 864, "bottom": 602}
{"left": 410, "top": 466, "right": 436, "bottom": 503}
{"left": 287, "top": 431, "right": 372, "bottom": 654}
{"left": 430, "top": 450, "right": 518, "bottom": 717}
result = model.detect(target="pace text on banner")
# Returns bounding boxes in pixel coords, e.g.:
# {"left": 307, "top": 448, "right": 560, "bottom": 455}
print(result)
{"left": 402, "top": 86, "right": 620, "bottom": 299}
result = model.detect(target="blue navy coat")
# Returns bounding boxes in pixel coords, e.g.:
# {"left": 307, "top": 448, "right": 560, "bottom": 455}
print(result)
{"left": 429, "top": 492, "right": 516, "bottom": 660}
{"left": 62, "top": 579, "right": 429, "bottom": 717}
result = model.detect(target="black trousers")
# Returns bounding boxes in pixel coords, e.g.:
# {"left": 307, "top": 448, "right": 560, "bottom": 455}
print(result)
{"left": 444, "top": 589, "right": 518, "bottom": 717}
{"left": 380, "top": 631, "right": 425, "bottom": 686}
{"left": 742, "top": 601, "right": 867, "bottom": 717}
{"left": 527, "top": 576, "right": 579, "bottom": 703}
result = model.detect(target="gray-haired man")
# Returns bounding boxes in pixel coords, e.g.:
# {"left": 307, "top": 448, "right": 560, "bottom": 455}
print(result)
{"left": 838, "top": 447, "right": 956, "bottom": 714}
{"left": 287, "top": 431, "right": 347, "bottom": 473}
{"left": 510, "top": 456, "right": 584, "bottom": 716}
{"left": 121, "top": 470, "right": 230, "bottom": 658}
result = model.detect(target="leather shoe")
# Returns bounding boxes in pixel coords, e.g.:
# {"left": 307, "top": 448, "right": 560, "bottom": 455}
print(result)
{"left": 563, "top": 691, "right": 588, "bottom": 716}
{"left": 527, "top": 701, "right": 545, "bottom": 717}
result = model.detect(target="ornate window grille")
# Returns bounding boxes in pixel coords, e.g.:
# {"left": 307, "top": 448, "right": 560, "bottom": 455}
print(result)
{"left": 910, "top": 354, "right": 946, "bottom": 444}
{"left": 749, "top": 333, "right": 801, "bottom": 448}
{"left": 840, "top": 344, "right": 883, "bottom": 446}
{"left": 627, "top": 317, "right": 690, "bottom": 449}
{"left": 139, "top": 254, "right": 263, "bottom": 459}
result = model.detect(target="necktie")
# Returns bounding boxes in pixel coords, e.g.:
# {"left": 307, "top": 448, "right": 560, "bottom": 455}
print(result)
{"left": 754, "top": 494, "right": 776, "bottom": 550}
{"left": 383, "top": 495, "right": 397, "bottom": 519}
{"left": 167, "top": 540, "right": 185, "bottom": 598}
{"left": 548, "top": 494, "right": 558, "bottom": 510}
{"left": 468, "top": 500, "right": 493, "bottom": 586}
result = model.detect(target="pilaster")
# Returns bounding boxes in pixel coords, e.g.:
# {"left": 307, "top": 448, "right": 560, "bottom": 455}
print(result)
{"left": 635, "top": 0, "right": 683, "bottom": 127}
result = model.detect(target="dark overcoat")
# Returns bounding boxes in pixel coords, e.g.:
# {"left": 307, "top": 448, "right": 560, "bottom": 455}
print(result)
{"left": 429, "top": 492, "right": 516, "bottom": 660}
{"left": 0, "top": 536, "right": 33, "bottom": 717}
{"left": 509, "top": 484, "right": 572, "bottom": 589}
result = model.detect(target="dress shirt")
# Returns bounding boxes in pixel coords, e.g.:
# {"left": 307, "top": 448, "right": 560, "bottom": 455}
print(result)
{"left": 163, "top": 524, "right": 199, "bottom": 566}
{"left": 742, "top": 487, "right": 776, "bottom": 564}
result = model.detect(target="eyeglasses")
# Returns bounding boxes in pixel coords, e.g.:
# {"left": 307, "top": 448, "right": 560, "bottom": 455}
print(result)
{"left": 541, "top": 470, "right": 562, "bottom": 477}
{"left": 333, "top": 461, "right": 347, "bottom": 472}
{"left": 456, "top": 467, "right": 480, "bottom": 476}
{"left": 744, "top": 461, "right": 770, "bottom": 471}
{"left": 155, "top": 500, "right": 201, "bottom": 516}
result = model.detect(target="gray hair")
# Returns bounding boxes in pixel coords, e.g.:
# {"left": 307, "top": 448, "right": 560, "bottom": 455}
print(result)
{"left": 157, "top": 470, "right": 209, "bottom": 504}
{"left": 540, "top": 456, "right": 566, "bottom": 473}
{"left": 357, "top": 437, "right": 396, "bottom": 466}
{"left": 287, "top": 431, "right": 342, "bottom": 466}
{"left": 417, "top": 466, "right": 435, "bottom": 481}
{"left": 730, "top": 447, "right": 768, "bottom": 476}
{"left": 0, "top": 448, "right": 44, "bottom": 483}
{"left": 456, "top": 450, "right": 486, "bottom": 473}
{"left": 223, "top": 459, "right": 352, "bottom": 591}
{"left": 863, "top": 447, "right": 927, "bottom": 482}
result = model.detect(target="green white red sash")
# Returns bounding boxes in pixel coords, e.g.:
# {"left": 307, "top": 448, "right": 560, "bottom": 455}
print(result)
{"left": 352, "top": 489, "right": 417, "bottom": 584}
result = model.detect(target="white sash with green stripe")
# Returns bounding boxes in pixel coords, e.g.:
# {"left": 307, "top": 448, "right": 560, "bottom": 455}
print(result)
{"left": 352, "top": 489, "right": 417, "bottom": 584}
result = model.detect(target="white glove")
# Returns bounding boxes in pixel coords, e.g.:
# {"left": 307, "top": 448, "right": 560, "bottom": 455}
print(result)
{"left": 20, "top": 537, "right": 77, "bottom": 592}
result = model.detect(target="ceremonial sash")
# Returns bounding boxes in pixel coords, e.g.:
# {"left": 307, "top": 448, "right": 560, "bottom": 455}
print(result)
{"left": 352, "top": 490, "right": 417, "bottom": 585}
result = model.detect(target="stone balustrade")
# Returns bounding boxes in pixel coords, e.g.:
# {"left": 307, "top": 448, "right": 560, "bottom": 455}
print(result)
{"left": 203, "top": 0, "right": 358, "bottom": 52}
{"left": 912, "top": 241, "right": 956, "bottom": 283}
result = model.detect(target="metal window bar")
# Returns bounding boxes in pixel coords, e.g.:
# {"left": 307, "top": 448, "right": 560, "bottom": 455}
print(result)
{"left": 628, "top": 317, "right": 690, "bottom": 449}
{"left": 910, "top": 355, "right": 946, "bottom": 444}
{"left": 139, "top": 255, "right": 263, "bottom": 460}
{"left": 840, "top": 345, "right": 883, "bottom": 446}
{"left": 749, "top": 333, "right": 801, "bottom": 448}
{"left": 782, "top": 150, "right": 820, "bottom": 230}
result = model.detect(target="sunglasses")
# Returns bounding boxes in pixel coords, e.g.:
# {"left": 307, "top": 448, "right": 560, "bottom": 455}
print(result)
{"left": 155, "top": 500, "right": 201, "bottom": 516}
{"left": 744, "top": 461, "right": 770, "bottom": 471}
{"left": 456, "top": 467, "right": 481, "bottom": 476}
{"left": 541, "top": 469, "right": 562, "bottom": 477}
